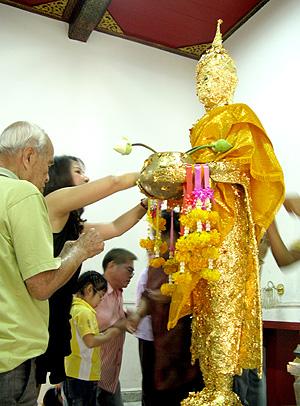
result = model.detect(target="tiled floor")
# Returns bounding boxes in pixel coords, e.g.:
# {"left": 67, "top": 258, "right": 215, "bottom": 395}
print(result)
{"left": 124, "top": 403, "right": 141, "bottom": 406}
{"left": 39, "top": 383, "right": 142, "bottom": 405}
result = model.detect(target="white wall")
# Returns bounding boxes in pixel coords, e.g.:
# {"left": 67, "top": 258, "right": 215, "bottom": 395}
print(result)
{"left": 1, "top": 0, "right": 300, "bottom": 391}
{"left": 0, "top": 3, "right": 201, "bottom": 391}
{"left": 0, "top": 3, "right": 202, "bottom": 302}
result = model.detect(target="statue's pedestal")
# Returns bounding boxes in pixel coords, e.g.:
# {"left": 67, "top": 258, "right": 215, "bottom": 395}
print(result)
{"left": 287, "top": 358, "right": 300, "bottom": 406}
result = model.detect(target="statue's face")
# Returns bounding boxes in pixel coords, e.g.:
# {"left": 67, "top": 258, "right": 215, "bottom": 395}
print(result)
{"left": 196, "top": 57, "right": 238, "bottom": 111}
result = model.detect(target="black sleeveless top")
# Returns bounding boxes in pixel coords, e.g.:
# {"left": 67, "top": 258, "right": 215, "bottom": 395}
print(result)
{"left": 43, "top": 213, "right": 82, "bottom": 360}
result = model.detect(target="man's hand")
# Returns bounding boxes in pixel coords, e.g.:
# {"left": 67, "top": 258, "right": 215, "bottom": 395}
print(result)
{"left": 75, "top": 228, "right": 105, "bottom": 261}
{"left": 126, "top": 311, "right": 141, "bottom": 333}
{"left": 25, "top": 229, "right": 104, "bottom": 301}
{"left": 113, "top": 318, "right": 129, "bottom": 331}
{"left": 146, "top": 288, "right": 171, "bottom": 303}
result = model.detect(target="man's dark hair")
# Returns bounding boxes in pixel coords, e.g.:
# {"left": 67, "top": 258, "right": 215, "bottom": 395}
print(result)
{"left": 102, "top": 248, "right": 137, "bottom": 271}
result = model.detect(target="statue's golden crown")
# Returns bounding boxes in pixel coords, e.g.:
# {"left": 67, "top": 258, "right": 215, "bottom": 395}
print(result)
{"left": 197, "top": 19, "right": 237, "bottom": 75}
{"left": 196, "top": 19, "right": 238, "bottom": 109}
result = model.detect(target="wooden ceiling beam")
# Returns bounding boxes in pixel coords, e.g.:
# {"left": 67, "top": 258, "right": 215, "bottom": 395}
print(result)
{"left": 68, "top": 0, "right": 112, "bottom": 42}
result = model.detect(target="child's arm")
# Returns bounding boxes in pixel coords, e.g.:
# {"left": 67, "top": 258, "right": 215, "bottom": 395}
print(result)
{"left": 82, "top": 327, "right": 121, "bottom": 348}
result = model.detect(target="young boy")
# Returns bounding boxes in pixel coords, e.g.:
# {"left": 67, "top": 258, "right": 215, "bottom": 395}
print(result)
{"left": 63, "top": 271, "right": 123, "bottom": 405}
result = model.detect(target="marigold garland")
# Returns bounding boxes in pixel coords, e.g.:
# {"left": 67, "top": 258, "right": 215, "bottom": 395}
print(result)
{"left": 160, "top": 241, "right": 168, "bottom": 255}
{"left": 163, "top": 258, "right": 179, "bottom": 275}
{"left": 176, "top": 230, "right": 221, "bottom": 252}
{"left": 139, "top": 165, "right": 222, "bottom": 302}
{"left": 140, "top": 238, "right": 168, "bottom": 255}
{"left": 160, "top": 282, "right": 176, "bottom": 296}
{"left": 180, "top": 209, "right": 219, "bottom": 230}
{"left": 147, "top": 213, "right": 166, "bottom": 231}
{"left": 139, "top": 199, "right": 170, "bottom": 268}
{"left": 139, "top": 238, "right": 155, "bottom": 251}
{"left": 149, "top": 257, "right": 166, "bottom": 268}
{"left": 159, "top": 163, "right": 222, "bottom": 298}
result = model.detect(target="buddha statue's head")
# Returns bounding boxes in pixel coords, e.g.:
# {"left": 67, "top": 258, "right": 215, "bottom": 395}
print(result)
{"left": 196, "top": 20, "right": 238, "bottom": 111}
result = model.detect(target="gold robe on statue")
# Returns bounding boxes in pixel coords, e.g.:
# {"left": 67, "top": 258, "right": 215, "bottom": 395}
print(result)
{"left": 169, "top": 103, "right": 285, "bottom": 405}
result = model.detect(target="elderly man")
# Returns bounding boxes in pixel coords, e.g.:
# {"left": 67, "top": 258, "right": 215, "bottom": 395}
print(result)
{"left": 96, "top": 248, "right": 137, "bottom": 406}
{"left": 0, "top": 121, "right": 104, "bottom": 406}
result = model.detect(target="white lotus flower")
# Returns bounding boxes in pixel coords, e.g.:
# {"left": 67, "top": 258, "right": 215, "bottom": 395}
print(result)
{"left": 113, "top": 137, "right": 133, "bottom": 155}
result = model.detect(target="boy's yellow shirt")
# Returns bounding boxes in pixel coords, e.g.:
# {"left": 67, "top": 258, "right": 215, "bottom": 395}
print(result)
{"left": 65, "top": 297, "right": 101, "bottom": 381}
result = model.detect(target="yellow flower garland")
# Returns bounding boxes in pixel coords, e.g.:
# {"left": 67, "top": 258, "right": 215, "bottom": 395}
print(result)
{"left": 160, "top": 194, "right": 222, "bottom": 294}
{"left": 163, "top": 258, "right": 179, "bottom": 275}
{"left": 147, "top": 213, "right": 166, "bottom": 231}
{"left": 139, "top": 238, "right": 168, "bottom": 255}
{"left": 149, "top": 257, "right": 166, "bottom": 268}
{"left": 160, "top": 283, "right": 176, "bottom": 296}
{"left": 139, "top": 238, "right": 155, "bottom": 251}
{"left": 139, "top": 191, "right": 222, "bottom": 297}
{"left": 139, "top": 200, "right": 170, "bottom": 268}
{"left": 180, "top": 209, "right": 219, "bottom": 230}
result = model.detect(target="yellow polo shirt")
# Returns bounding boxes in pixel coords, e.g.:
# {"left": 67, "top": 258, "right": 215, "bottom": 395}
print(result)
{"left": 0, "top": 168, "right": 61, "bottom": 372}
{"left": 65, "top": 297, "right": 101, "bottom": 381}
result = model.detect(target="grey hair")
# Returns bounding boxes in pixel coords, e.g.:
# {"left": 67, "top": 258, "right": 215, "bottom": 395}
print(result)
{"left": 0, "top": 121, "right": 49, "bottom": 154}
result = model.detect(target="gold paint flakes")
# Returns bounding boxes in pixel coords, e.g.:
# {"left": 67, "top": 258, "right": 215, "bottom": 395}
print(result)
{"left": 97, "top": 10, "right": 123, "bottom": 34}
{"left": 196, "top": 19, "right": 238, "bottom": 111}
{"left": 34, "top": 0, "right": 68, "bottom": 17}
{"left": 178, "top": 44, "right": 210, "bottom": 59}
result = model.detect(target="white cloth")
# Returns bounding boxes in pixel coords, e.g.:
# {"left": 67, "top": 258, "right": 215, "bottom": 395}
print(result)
{"left": 134, "top": 268, "right": 153, "bottom": 341}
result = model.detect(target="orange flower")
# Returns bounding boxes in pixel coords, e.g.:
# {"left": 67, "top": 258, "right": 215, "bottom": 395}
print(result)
{"left": 180, "top": 209, "right": 219, "bottom": 230}
{"left": 148, "top": 215, "right": 166, "bottom": 231}
{"left": 163, "top": 258, "right": 179, "bottom": 275}
{"left": 140, "top": 238, "right": 155, "bottom": 250}
{"left": 149, "top": 257, "right": 166, "bottom": 268}
{"left": 160, "top": 241, "right": 168, "bottom": 255}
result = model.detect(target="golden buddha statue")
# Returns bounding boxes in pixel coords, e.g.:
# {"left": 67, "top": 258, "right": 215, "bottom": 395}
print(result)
{"left": 166, "top": 20, "right": 285, "bottom": 405}
{"left": 114, "top": 21, "right": 285, "bottom": 404}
